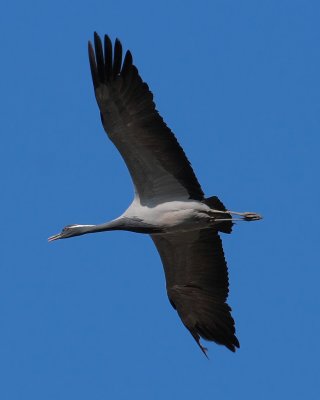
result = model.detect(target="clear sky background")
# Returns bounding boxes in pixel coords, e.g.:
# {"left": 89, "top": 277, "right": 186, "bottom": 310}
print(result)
{"left": 1, "top": 1, "right": 319, "bottom": 399}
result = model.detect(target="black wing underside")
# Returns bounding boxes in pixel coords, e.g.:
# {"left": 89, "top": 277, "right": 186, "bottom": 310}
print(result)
{"left": 151, "top": 229, "right": 239, "bottom": 356}
{"left": 88, "top": 33, "right": 204, "bottom": 204}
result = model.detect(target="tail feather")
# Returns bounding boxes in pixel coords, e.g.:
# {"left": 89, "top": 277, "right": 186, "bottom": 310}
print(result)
{"left": 204, "top": 196, "right": 233, "bottom": 234}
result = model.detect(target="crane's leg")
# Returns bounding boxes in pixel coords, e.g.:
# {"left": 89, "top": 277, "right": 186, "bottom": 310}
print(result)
{"left": 212, "top": 210, "right": 263, "bottom": 221}
{"left": 228, "top": 211, "right": 262, "bottom": 221}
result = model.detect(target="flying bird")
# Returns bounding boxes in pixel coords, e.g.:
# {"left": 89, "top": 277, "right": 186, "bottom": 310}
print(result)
{"left": 49, "top": 32, "right": 261, "bottom": 357}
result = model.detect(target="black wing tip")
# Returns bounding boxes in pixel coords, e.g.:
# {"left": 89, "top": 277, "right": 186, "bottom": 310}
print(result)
{"left": 93, "top": 31, "right": 102, "bottom": 48}
{"left": 191, "top": 332, "right": 209, "bottom": 359}
{"left": 126, "top": 49, "right": 132, "bottom": 60}
{"left": 122, "top": 50, "right": 133, "bottom": 75}
{"left": 112, "top": 37, "right": 123, "bottom": 76}
{"left": 226, "top": 336, "right": 240, "bottom": 352}
{"left": 170, "top": 285, "right": 239, "bottom": 355}
{"left": 191, "top": 328, "right": 239, "bottom": 356}
{"left": 89, "top": 32, "right": 132, "bottom": 85}
{"left": 104, "top": 34, "right": 112, "bottom": 52}
{"left": 88, "top": 41, "right": 99, "bottom": 89}
{"left": 88, "top": 40, "right": 94, "bottom": 58}
{"left": 94, "top": 31, "right": 109, "bottom": 45}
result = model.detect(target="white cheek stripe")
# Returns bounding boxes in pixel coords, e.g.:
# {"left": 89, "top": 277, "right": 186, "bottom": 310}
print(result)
{"left": 70, "top": 224, "right": 95, "bottom": 229}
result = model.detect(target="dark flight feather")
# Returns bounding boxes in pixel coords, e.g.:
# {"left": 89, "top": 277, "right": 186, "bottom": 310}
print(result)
{"left": 152, "top": 230, "right": 239, "bottom": 355}
{"left": 88, "top": 32, "right": 204, "bottom": 204}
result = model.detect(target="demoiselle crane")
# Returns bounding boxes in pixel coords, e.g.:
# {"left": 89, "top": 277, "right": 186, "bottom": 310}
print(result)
{"left": 49, "top": 32, "right": 262, "bottom": 356}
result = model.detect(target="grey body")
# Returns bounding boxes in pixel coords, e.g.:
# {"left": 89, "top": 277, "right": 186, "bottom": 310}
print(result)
{"left": 49, "top": 33, "right": 261, "bottom": 356}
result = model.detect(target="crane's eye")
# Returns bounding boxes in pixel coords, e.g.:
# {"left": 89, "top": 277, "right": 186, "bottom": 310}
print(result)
{"left": 62, "top": 224, "right": 77, "bottom": 233}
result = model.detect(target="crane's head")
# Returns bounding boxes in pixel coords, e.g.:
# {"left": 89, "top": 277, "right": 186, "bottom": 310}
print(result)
{"left": 48, "top": 224, "right": 89, "bottom": 242}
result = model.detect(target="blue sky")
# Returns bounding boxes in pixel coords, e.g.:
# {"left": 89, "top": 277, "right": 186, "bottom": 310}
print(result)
{"left": 1, "top": 0, "right": 319, "bottom": 399}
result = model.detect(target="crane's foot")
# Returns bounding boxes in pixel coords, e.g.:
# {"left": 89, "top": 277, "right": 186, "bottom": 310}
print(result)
{"left": 227, "top": 211, "right": 263, "bottom": 221}
{"left": 209, "top": 209, "right": 263, "bottom": 222}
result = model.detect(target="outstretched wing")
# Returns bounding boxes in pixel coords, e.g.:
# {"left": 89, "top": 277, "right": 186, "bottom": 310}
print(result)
{"left": 151, "top": 230, "right": 239, "bottom": 356}
{"left": 88, "top": 33, "right": 204, "bottom": 205}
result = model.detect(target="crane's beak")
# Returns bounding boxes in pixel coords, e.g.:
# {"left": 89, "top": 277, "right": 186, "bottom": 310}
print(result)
{"left": 48, "top": 233, "right": 62, "bottom": 242}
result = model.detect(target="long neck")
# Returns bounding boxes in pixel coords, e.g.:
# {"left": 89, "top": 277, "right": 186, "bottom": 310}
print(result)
{"left": 75, "top": 218, "right": 127, "bottom": 235}
{"left": 70, "top": 217, "right": 163, "bottom": 237}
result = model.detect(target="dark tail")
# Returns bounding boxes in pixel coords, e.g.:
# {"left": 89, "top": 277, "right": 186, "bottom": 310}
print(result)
{"left": 204, "top": 196, "right": 233, "bottom": 234}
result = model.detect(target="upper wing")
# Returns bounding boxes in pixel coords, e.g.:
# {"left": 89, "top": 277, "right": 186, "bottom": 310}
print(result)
{"left": 151, "top": 229, "right": 239, "bottom": 356}
{"left": 88, "top": 33, "right": 204, "bottom": 205}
